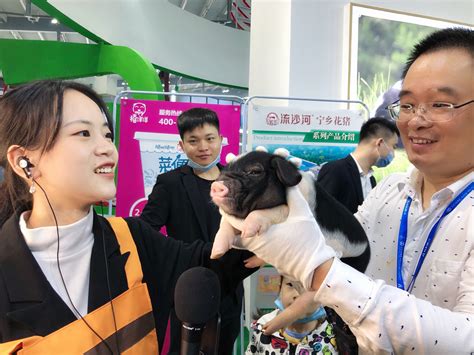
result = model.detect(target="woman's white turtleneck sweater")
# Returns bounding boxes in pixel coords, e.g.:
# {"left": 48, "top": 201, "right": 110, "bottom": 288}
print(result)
{"left": 19, "top": 210, "right": 94, "bottom": 319}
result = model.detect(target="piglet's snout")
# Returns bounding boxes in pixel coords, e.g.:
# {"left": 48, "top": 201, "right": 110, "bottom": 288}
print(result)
{"left": 210, "top": 181, "right": 229, "bottom": 206}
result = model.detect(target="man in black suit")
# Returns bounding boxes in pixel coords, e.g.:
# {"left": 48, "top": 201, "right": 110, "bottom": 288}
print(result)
{"left": 317, "top": 117, "right": 399, "bottom": 213}
{"left": 140, "top": 108, "right": 242, "bottom": 354}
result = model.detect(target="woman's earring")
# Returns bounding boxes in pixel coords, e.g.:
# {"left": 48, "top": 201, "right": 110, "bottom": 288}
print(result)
{"left": 29, "top": 181, "right": 36, "bottom": 194}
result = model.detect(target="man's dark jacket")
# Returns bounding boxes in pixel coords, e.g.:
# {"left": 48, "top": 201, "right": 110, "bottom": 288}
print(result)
{"left": 0, "top": 212, "right": 254, "bottom": 351}
{"left": 317, "top": 155, "right": 376, "bottom": 214}
{"left": 140, "top": 164, "right": 244, "bottom": 353}
{"left": 141, "top": 164, "right": 225, "bottom": 243}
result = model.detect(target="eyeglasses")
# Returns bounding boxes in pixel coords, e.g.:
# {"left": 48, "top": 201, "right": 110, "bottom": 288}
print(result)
{"left": 386, "top": 100, "right": 474, "bottom": 122}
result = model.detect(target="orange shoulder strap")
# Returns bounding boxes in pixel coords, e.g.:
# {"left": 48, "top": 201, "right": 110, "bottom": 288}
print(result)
{"left": 0, "top": 337, "right": 41, "bottom": 354}
{"left": 107, "top": 217, "right": 143, "bottom": 288}
{"left": 0, "top": 217, "right": 155, "bottom": 355}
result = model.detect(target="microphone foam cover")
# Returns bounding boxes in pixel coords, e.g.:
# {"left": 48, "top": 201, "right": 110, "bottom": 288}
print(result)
{"left": 174, "top": 267, "right": 221, "bottom": 325}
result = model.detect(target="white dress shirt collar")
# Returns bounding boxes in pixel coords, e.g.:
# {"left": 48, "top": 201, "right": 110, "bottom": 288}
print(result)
{"left": 350, "top": 153, "right": 373, "bottom": 177}
{"left": 402, "top": 166, "right": 473, "bottom": 205}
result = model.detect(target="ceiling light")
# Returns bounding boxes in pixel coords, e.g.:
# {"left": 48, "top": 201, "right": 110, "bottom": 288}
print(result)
{"left": 51, "top": 18, "right": 59, "bottom": 24}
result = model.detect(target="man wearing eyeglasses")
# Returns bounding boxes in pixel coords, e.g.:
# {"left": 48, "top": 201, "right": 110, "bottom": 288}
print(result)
{"left": 225, "top": 27, "right": 473, "bottom": 353}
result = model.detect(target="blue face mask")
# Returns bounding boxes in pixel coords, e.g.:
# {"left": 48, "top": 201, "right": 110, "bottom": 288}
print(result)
{"left": 187, "top": 146, "right": 222, "bottom": 172}
{"left": 283, "top": 327, "right": 312, "bottom": 340}
{"left": 375, "top": 151, "right": 394, "bottom": 168}
{"left": 274, "top": 297, "right": 284, "bottom": 311}
{"left": 274, "top": 297, "right": 326, "bottom": 323}
{"left": 375, "top": 141, "right": 395, "bottom": 168}
{"left": 187, "top": 155, "right": 220, "bottom": 172}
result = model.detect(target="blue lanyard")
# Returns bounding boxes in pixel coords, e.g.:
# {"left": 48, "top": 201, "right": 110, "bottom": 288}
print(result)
{"left": 396, "top": 182, "right": 473, "bottom": 291}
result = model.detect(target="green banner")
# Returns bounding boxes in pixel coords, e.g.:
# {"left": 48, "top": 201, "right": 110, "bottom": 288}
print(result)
{"left": 303, "top": 130, "right": 360, "bottom": 143}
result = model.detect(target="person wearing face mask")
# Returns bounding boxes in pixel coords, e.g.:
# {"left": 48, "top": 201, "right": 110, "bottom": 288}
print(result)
{"left": 140, "top": 107, "right": 243, "bottom": 354}
{"left": 220, "top": 27, "right": 474, "bottom": 354}
{"left": 246, "top": 276, "right": 337, "bottom": 354}
{"left": 317, "top": 117, "right": 399, "bottom": 213}
{"left": 0, "top": 81, "right": 258, "bottom": 354}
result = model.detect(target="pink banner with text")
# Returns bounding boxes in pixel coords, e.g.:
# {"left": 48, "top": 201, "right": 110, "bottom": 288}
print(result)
{"left": 116, "top": 99, "right": 241, "bottom": 217}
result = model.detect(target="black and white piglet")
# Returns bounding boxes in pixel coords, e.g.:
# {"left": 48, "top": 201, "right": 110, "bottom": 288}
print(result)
{"left": 210, "top": 150, "right": 370, "bottom": 273}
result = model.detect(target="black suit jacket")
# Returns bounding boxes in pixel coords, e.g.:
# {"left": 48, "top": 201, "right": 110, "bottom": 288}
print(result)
{"left": 317, "top": 155, "right": 376, "bottom": 214}
{"left": 0, "top": 212, "right": 255, "bottom": 350}
{"left": 140, "top": 164, "right": 244, "bottom": 352}
{"left": 140, "top": 164, "right": 224, "bottom": 243}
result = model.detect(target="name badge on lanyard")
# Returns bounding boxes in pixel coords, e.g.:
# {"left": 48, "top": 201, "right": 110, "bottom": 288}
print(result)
{"left": 396, "top": 182, "right": 473, "bottom": 292}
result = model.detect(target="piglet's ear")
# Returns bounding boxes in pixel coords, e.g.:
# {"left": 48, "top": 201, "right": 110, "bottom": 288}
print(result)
{"left": 273, "top": 147, "right": 290, "bottom": 158}
{"left": 271, "top": 156, "right": 302, "bottom": 187}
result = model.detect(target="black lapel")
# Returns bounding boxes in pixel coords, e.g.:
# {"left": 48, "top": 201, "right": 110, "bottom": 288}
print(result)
{"left": 0, "top": 214, "right": 77, "bottom": 336}
{"left": 181, "top": 165, "right": 210, "bottom": 241}
{"left": 370, "top": 175, "right": 377, "bottom": 188}
{"left": 345, "top": 155, "right": 364, "bottom": 205}
{"left": 0, "top": 213, "right": 131, "bottom": 336}
{"left": 87, "top": 213, "right": 129, "bottom": 312}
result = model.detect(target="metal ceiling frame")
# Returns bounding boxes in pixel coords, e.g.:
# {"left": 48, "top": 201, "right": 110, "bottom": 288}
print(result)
{"left": 0, "top": 0, "right": 248, "bottom": 43}
{"left": 0, "top": 0, "right": 92, "bottom": 43}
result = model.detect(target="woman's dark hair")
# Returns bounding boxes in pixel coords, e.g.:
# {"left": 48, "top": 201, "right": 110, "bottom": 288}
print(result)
{"left": 0, "top": 80, "right": 113, "bottom": 226}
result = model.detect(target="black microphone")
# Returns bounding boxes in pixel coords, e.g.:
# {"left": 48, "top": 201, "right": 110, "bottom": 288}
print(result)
{"left": 175, "top": 267, "right": 221, "bottom": 355}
